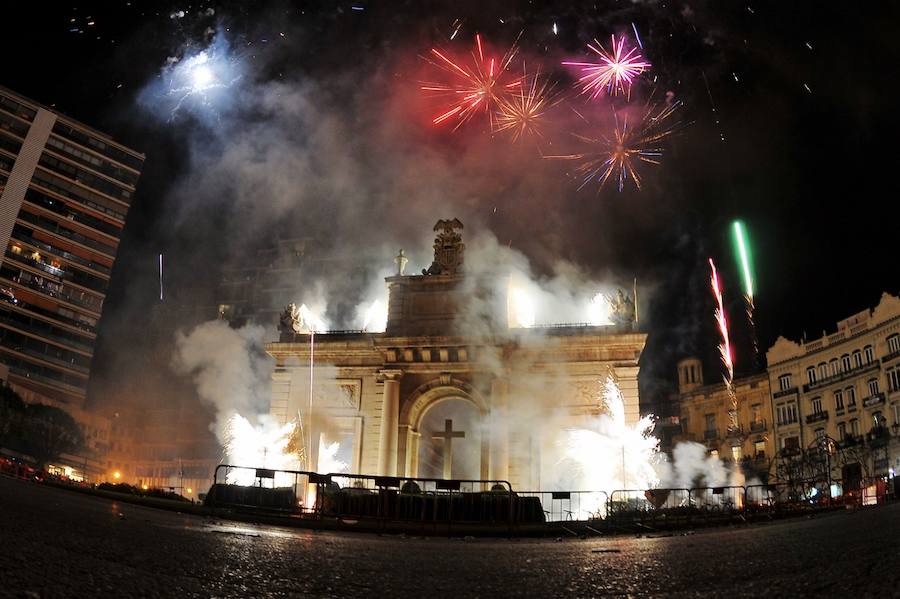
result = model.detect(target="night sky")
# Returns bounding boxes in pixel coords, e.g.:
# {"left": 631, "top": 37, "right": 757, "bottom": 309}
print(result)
{"left": 2, "top": 1, "right": 898, "bottom": 422}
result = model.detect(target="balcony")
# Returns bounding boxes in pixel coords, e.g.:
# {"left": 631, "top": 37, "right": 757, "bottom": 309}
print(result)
{"left": 838, "top": 434, "right": 864, "bottom": 448}
{"left": 704, "top": 429, "right": 718, "bottom": 440}
{"left": 802, "top": 360, "right": 880, "bottom": 392}
{"left": 862, "top": 392, "right": 886, "bottom": 408}
{"left": 773, "top": 386, "right": 799, "bottom": 399}
{"left": 749, "top": 419, "right": 767, "bottom": 433}
{"left": 866, "top": 426, "right": 891, "bottom": 448}
{"left": 805, "top": 411, "right": 829, "bottom": 425}
{"left": 883, "top": 349, "right": 900, "bottom": 366}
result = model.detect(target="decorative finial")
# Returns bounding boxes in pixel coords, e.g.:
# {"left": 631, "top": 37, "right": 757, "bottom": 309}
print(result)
{"left": 394, "top": 249, "right": 408, "bottom": 276}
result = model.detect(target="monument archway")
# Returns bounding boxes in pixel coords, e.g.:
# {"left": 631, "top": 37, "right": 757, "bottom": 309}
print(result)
{"left": 401, "top": 380, "right": 489, "bottom": 479}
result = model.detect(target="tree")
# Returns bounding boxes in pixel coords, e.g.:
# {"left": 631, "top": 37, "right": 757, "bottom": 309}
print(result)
{"left": 21, "top": 403, "right": 84, "bottom": 468}
{"left": 0, "top": 385, "right": 27, "bottom": 445}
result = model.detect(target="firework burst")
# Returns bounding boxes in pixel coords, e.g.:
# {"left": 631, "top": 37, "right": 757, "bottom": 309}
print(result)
{"left": 563, "top": 34, "right": 650, "bottom": 99}
{"left": 552, "top": 99, "right": 680, "bottom": 192}
{"left": 493, "top": 66, "right": 559, "bottom": 141}
{"left": 422, "top": 34, "right": 522, "bottom": 130}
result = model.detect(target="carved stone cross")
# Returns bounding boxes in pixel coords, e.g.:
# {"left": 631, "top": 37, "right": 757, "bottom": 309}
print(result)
{"left": 432, "top": 418, "right": 465, "bottom": 480}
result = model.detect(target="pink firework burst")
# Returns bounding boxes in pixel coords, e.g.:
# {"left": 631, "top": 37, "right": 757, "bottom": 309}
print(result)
{"left": 563, "top": 34, "right": 650, "bottom": 99}
{"left": 422, "top": 34, "right": 521, "bottom": 130}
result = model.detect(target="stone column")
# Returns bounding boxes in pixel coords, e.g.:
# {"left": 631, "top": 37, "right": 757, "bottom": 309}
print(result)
{"left": 489, "top": 375, "right": 510, "bottom": 481}
{"left": 614, "top": 366, "right": 641, "bottom": 427}
{"left": 378, "top": 370, "right": 403, "bottom": 476}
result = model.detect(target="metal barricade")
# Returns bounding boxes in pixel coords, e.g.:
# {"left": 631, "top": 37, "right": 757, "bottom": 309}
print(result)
{"left": 689, "top": 486, "right": 745, "bottom": 513}
{"left": 208, "top": 464, "right": 316, "bottom": 513}
{"left": 517, "top": 491, "right": 609, "bottom": 522}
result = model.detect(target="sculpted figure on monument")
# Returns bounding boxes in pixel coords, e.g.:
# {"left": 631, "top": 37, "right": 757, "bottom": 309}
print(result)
{"left": 422, "top": 218, "right": 465, "bottom": 275}
{"left": 610, "top": 289, "right": 636, "bottom": 324}
{"left": 279, "top": 303, "right": 303, "bottom": 334}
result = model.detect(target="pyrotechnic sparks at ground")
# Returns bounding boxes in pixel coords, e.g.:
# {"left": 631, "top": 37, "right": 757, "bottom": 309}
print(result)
{"left": 422, "top": 34, "right": 522, "bottom": 130}
{"left": 562, "top": 34, "right": 650, "bottom": 99}
{"left": 560, "top": 376, "right": 660, "bottom": 515}
{"left": 224, "top": 414, "right": 301, "bottom": 486}
{"left": 317, "top": 439, "right": 349, "bottom": 474}
{"left": 709, "top": 258, "right": 738, "bottom": 431}
{"left": 493, "top": 66, "right": 559, "bottom": 142}
{"left": 552, "top": 99, "right": 680, "bottom": 192}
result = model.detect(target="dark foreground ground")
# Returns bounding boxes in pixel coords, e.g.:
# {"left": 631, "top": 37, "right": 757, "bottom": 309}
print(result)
{"left": 1, "top": 476, "right": 899, "bottom": 598}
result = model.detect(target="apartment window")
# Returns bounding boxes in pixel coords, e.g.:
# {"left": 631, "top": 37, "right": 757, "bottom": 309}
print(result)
{"left": 893, "top": 403, "right": 900, "bottom": 425}
{"left": 888, "top": 334, "right": 900, "bottom": 354}
{"left": 811, "top": 396, "right": 823, "bottom": 414}
{"left": 834, "top": 390, "right": 844, "bottom": 411}
{"left": 829, "top": 359, "right": 839, "bottom": 376}
{"left": 818, "top": 363, "right": 828, "bottom": 381}
{"left": 867, "top": 379, "right": 880, "bottom": 397}
{"left": 850, "top": 419, "right": 859, "bottom": 436}
{"left": 838, "top": 422, "right": 846, "bottom": 440}
{"left": 751, "top": 403, "right": 762, "bottom": 423}
{"left": 681, "top": 417, "right": 689, "bottom": 434}
{"left": 888, "top": 368, "right": 900, "bottom": 392}
{"left": 807, "top": 367, "right": 817, "bottom": 385}
{"left": 783, "top": 436, "right": 800, "bottom": 450}
{"left": 778, "top": 373, "right": 793, "bottom": 391}
{"left": 873, "top": 411, "right": 886, "bottom": 427}
{"left": 705, "top": 413, "right": 716, "bottom": 432}
{"left": 864, "top": 345, "right": 874, "bottom": 364}
{"left": 754, "top": 440, "right": 766, "bottom": 458}
{"left": 815, "top": 428, "right": 826, "bottom": 441}
{"left": 847, "top": 386, "right": 857, "bottom": 407}
{"left": 777, "top": 402, "right": 798, "bottom": 425}
{"left": 853, "top": 350, "right": 863, "bottom": 369}
{"left": 841, "top": 354, "right": 851, "bottom": 371}
{"left": 731, "top": 446, "right": 742, "bottom": 461}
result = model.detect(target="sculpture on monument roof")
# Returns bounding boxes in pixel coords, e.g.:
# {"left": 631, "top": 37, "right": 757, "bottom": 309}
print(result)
{"left": 279, "top": 303, "right": 303, "bottom": 334}
{"left": 422, "top": 218, "right": 465, "bottom": 276}
{"left": 609, "top": 289, "right": 636, "bottom": 324}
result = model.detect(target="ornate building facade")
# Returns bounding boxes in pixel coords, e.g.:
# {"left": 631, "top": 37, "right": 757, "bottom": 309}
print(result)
{"left": 265, "top": 220, "right": 646, "bottom": 491}
{"left": 766, "top": 292, "right": 900, "bottom": 481}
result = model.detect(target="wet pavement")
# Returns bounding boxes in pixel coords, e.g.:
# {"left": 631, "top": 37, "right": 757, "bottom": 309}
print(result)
{"left": 1, "top": 476, "right": 899, "bottom": 598}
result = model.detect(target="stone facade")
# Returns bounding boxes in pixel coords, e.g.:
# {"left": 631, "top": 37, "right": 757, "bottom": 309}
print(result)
{"left": 265, "top": 220, "right": 646, "bottom": 491}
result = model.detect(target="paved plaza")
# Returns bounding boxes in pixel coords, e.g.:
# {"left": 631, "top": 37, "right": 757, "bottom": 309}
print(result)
{"left": 1, "top": 476, "right": 898, "bottom": 598}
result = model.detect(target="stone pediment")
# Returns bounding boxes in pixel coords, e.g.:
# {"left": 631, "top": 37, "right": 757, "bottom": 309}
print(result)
{"left": 766, "top": 335, "right": 802, "bottom": 365}
{"left": 872, "top": 292, "right": 900, "bottom": 325}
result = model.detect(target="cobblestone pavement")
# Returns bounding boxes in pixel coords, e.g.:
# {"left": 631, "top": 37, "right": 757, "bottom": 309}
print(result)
{"left": 1, "top": 476, "right": 898, "bottom": 598}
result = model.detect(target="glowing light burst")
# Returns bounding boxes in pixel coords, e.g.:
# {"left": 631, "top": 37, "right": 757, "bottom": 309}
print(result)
{"left": 709, "top": 258, "right": 738, "bottom": 431}
{"left": 561, "top": 376, "right": 660, "bottom": 515}
{"left": 153, "top": 36, "right": 243, "bottom": 121}
{"left": 318, "top": 439, "right": 349, "bottom": 474}
{"left": 507, "top": 277, "right": 535, "bottom": 328}
{"left": 494, "top": 67, "right": 559, "bottom": 141}
{"left": 360, "top": 299, "right": 387, "bottom": 332}
{"left": 297, "top": 303, "right": 328, "bottom": 333}
{"left": 587, "top": 292, "right": 613, "bottom": 325}
{"left": 562, "top": 34, "right": 650, "bottom": 99}
{"left": 224, "top": 414, "right": 301, "bottom": 486}
{"left": 422, "top": 34, "right": 522, "bottom": 130}
{"left": 732, "top": 220, "right": 759, "bottom": 365}
{"left": 555, "top": 100, "right": 680, "bottom": 192}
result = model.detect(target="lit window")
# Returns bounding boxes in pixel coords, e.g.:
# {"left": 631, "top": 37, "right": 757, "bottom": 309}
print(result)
{"left": 731, "top": 446, "right": 742, "bottom": 461}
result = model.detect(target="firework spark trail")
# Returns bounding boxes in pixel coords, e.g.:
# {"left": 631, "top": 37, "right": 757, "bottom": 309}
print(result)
{"left": 548, "top": 99, "right": 680, "bottom": 192}
{"left": 709, "top": 258, "right": 738, "bottom": 432}
{"left": 562, "top": 34, "right": 650, "bottom": 99}
{"left": 493, "top": 65, "right": 560, "bottom": 142}
{"left": 732, "top": 221, "right": 760, "bottom": 368}
{"left": 422, "top": 34, "right": 522, "bottom": 130}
